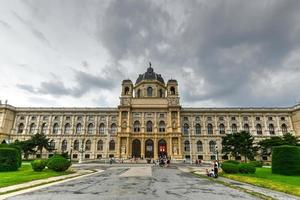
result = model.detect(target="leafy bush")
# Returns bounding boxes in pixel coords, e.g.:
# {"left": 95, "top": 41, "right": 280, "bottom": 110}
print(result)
{"left": 0, "top": 148, "right": 20, "bottom": 171}
{"left": 47, "top": 155, "right": 71, "bottom": 172}
{"left": 31, "top": 159, "right": 46, "bottom": 172}
{"left": 249, "top": 160, "right": 263, "bottom": 168}
{"left": 238, "top": 163, "right": 256, "bottom": 174}
{"left": 223, "top": 160, "right": 239, "bottom": 165}
{"left": 272, "top": 145, "right": 300, "bottom": 176}
{"left": 0, "top": 144, "right": 22, "bottom": 167}
{"left": 221, "top": 163, "right": 239, "bottom": 174}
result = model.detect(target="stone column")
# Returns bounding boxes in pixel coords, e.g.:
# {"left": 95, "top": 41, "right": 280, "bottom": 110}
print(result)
{"left": 141, "top": 137, "right": 145, "bottom": 159}
{"left": 169, "top": 137, "right": 172, "bottom": 159}
{"left": 154, "top": 137, "right": 158, "bottom": 160}
{"left": 126, "top": 137, "right": 130, "bottom": 158}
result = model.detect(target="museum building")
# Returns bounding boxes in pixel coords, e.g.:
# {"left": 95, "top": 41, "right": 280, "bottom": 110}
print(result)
{"left": 1, "top": 66, "right": 300, "bottom": 161}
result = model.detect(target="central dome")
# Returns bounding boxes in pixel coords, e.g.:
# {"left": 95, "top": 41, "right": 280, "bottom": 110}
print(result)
{"left": 135, "top": 66, "right": 165, "bottom": 84}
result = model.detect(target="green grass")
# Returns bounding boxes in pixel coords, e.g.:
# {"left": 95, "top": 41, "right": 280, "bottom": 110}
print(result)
{"left": 0, "top": 164, "right": 73, "bottom": 188}
{"left": 222, "top": 168, "right": 300, "bottom": 196}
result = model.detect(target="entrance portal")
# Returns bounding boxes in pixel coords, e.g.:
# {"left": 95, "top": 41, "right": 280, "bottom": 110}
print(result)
{"left": 158, "top": 139, "right": 167, "bottom": 157}
{"left": 145, "top": 139, "right": 154, "bottom": 158}
{"left": 132, "top": 139, "right": 141, "bottom": 158}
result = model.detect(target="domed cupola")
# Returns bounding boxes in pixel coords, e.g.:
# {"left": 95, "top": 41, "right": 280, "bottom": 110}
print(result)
{"left": 135, "top": 63, "right": 165, "bottom": 84}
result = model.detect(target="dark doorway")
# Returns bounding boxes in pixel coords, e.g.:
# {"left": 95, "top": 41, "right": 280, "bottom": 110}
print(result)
{"left": 132, "top": 139, "right": 141, "bottom": 158}
{"left": 145, "top": 139, "right": 154, "bottom": 158}
{"left": 158, "top": 139, "right": 167, "bottom": 157}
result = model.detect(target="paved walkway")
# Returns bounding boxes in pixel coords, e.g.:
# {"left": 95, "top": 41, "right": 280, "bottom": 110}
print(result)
{"left": 2, "top": 166, "right": 259, "bottom": 200}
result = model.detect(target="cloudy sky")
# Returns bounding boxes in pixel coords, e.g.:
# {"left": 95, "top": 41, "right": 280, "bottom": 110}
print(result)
{"left": 1, "top": 0, "right": 300, "bottom": 108}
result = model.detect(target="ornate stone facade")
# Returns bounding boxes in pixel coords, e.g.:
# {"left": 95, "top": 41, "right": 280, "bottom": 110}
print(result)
{"left": 1, "top": 67, "right": 300, "bottom": 161}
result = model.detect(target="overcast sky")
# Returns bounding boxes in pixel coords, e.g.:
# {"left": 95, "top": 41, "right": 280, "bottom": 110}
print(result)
{"left": 1, "top": 0, "right": 300, "bottom": 108}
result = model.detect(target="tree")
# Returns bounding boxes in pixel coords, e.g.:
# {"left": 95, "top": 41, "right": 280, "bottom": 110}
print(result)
{"left": 282, "top": 133, "right": 299, "bottom": 146}
{"left": 222, "top": 131, "right": 258, "bottom": 162}
{"left": 258, "top": 133, "right": 299, "bottom": 156}
{"left": 15, "top": 140, "right": 36, "bottom": 160}
{"left": 31, "top": 133, "right": 53, "bottom": 158}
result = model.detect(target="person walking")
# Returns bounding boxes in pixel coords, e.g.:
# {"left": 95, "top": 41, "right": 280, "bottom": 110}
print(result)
{"left": 213, "top": 160, "right": 219, "bottom": 178}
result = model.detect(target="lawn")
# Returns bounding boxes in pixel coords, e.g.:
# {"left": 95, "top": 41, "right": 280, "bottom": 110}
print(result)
{"left": 0, "top": 163, "right": 73, "bottom": 188}
{"left": 222, "top": 167, "right": 300, "bottom": 196}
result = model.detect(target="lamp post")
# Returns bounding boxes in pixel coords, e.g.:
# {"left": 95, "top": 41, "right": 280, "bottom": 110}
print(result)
{"left": 215, "top": 144, "right": 219, "bottom": 162}
{"left": 69, "top": 144, "right": 73, "bottom": 163}
{"left": 188, "top": 128, "right": 192, "bottom": 164}
{"left": 79, "top": 139, "right": 85, "bottom": 164}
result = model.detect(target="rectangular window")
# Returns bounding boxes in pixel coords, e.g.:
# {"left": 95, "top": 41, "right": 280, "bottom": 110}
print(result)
{"left": 256, "top": 117, "right": 260, "bottom": 121}
{"left": 84, "top": 154, "right": 90, "bottom": 159}
{"left": 231, "top": 116, "right": 236, "bottom": 121}
{"left": 243, "top": 116, "right": 248, "bottom": 121}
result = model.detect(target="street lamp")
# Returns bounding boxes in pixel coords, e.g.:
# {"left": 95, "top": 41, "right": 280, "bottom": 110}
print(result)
{"left": 69, "top": 144, "right": 73, "bottom": 163}
{"left": 79, "top": 139, "right": 85, "bottom": 164}
{"left": 215, "top": 144, "right": 219, "bottom": 162}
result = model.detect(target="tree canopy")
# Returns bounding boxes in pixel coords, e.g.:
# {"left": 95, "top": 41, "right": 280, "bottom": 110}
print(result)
{"left": 222, "top": 131, "right": 258, "bottom": 161}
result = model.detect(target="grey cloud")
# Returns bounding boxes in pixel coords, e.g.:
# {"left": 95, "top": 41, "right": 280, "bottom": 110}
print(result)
{"left": 97, "top": 0, "right": 300, "bottom": 106}
{"left": 11, "top": 10, "right": 51, "bottom": 47}
{"left": 17, "top": 69, "right": 119, "bottom": 98}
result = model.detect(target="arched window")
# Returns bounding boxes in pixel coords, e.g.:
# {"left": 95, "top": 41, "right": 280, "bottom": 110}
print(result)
{"left": 170, "top": 87, "right": 175, "bottom": 95}
{"left": 133, "top": 121, "right": 140, "bottom": 132}
{"left": 87, "top": 123, "right": 94, "bottom": 134}
{"left": 64, "top": 123, "right": 71, "bottom": 134}
{"left": 99, "top": 123, "right": 105, "bottom": 134}
{"left": 76, "top": 123, "right": 82, "bottom": 134}
{"left": 146, "top": 121, "right": 153, "bottom": 132}
{"left": 195, "top": 123, "right": 201, "bottom": 134}
{"left": 124, "top": 87, "right": 129, "bottom": 95}
{"left": 183, "top": 123, "right": 189, "bottom": 134}
{"left": 219, "top": 123, "right": 225, "bottom": 134}
{"left": 244, "top": 123, "right": 250, "bottom": 133}
{"left": 256, "top": 124, "right": 262, "bottom": 135}
{"left": 111, "top": 123, "right": 117, "bottom": 135}
{"left": 159, "top": 121, "right": 165, "bottom": 132}
{"left": 53, "top": 123, "right": 59, "bottom": 134}
{"left": 209, "top": 141, "right": 216, "bottom": 152}
{"left": 61, "top": 140, "right": 67, "bottom": 152}
{"left": 85, "top": 140, "right": 91, "bottom": 151}
{"left": 17, "top": 123, "right": 24, "bottom": 134}
{"left": 281, "top": 124, "right": 288, "bottom": 134}
{"left": 196, "top": 141, "right": 203, "bottom": 152}
{"left": 269, "top": 124, "right": 275, "bottom": 135}
{"left": 136, "top": 89, "right": 141, "bottom": 98}
{"left": 50, "top": 140, "right": 55, "bottom": 150}
{"left": 159, "top": 89, "right": 164, "bottom": 97}
{"left": 109, "top": 140, "right": 115, "bottom": 151}
{"left": 73, "top": 140, "right": 79, "bottom": 151}
{"left": 29, "top": 123, "right": 36, "bottom": 134}
{"left": 207, "top": 123, "right": 213, "bottom": 134}
{"left": 232, "top": 123, "right": 237, "bottom": 133}
{"left": 184, "top": 140, "right": 190, "bottom": 151}
{"left": 97, "top": 140, "right": 103, "bottom": 151}
{"left": 147, "top": 87, "right": 153, "bottom": 97}
{"left": 41, "top": 123, "right": 47, "bottom": 134}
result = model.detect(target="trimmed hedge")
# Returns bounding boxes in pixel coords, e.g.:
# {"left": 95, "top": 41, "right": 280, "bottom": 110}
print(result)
{"left": 221, "top": 163, "right": 239, "bottom": 174}
{"left": 223, "top": 160, "right": 240, "bottom": 165}
{"left": 238, "top": 163, "right": 256, "bottom": 174}
{"left": 0, "top": 148, "right": 20, "bottom": 171}
{"left": 47, "top": 155, "right": 71, "bottom": 172}
{"left": 0, "top": 144, "right": 22, "bottom": 167}
{"left": 31, "top": 159, "right": 46, "bottom": 172}
{"left": 272, "top": 145, "right": 300, "bottom": 176}
{"left": 249, "top": 160, "right": 263, "bottom": 168}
